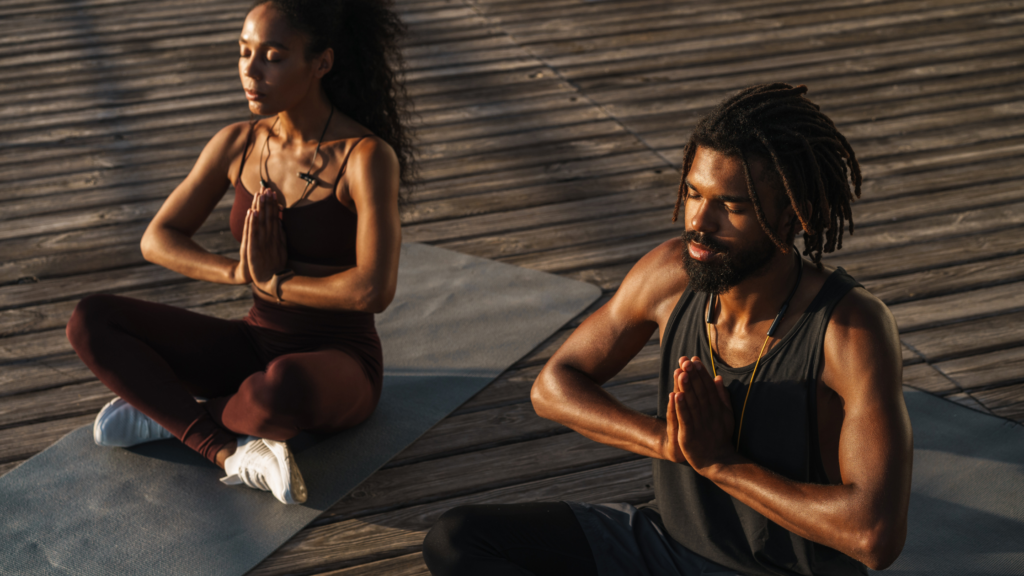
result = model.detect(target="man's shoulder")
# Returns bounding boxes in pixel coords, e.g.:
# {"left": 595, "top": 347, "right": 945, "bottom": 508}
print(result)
{"left": 829, "top": 280, "right": 895, "bottom": 335}
{"left": 613, "top": 238, "right": 689, "bottom": 326}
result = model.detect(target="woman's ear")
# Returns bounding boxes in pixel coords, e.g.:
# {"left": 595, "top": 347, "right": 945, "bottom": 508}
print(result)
{"left": 314, "top": 47, "right": 334, "bottom": 79}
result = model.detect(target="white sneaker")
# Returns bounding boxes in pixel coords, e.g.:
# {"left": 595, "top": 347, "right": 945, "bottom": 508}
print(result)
{"left": 220, "top": 436, "right": 308, "bottom": 505}
{"left": 93, "top": 397, "right": 173, "bottom": 447}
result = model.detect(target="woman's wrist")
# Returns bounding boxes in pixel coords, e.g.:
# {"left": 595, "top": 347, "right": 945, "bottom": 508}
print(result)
{"left": 254, "top": 270, "right": 294, "bottom": 302}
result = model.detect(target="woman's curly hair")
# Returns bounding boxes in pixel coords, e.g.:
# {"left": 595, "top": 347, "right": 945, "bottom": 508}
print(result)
{"left": 256, "top": 0, "right": 416, "bottom": 188}
{"left": 672, "top": 83, "right": 861, "bottom": 265}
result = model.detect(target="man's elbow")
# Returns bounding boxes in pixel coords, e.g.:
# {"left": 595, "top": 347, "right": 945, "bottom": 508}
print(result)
{"left": 530, "top": 369, "right": 561, "bottom": 421}
{"left": 856, "top": 523, "right": 906, "bottom": 570}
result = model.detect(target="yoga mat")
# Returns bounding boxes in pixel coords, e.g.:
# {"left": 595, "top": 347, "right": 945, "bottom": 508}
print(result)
{"left": 0, "top": 242, "right": 601, "bottom": 576}
{"left": 869, "top": 388, "right": 1024, "bottom": 576}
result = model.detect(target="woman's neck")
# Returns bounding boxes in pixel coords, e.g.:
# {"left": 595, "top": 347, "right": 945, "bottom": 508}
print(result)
{"left": 276, "top": 89, "right": 333, "bottom": 144}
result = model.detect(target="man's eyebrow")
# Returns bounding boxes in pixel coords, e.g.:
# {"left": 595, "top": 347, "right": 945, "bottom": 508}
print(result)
{"left": 683, "top": 179, "right": 751, "bottom": 203}
{"left": 718, "top": 194, "right": 752, "bottom": 203}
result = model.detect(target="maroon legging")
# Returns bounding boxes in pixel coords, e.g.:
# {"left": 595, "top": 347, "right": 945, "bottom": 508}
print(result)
{"left": 66, "top": 293, "right": 383, "bottom": 464}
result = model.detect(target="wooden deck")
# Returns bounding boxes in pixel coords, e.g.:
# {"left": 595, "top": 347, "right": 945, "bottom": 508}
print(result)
{"left": 2, "top": 0, "right": 1023, "bottom": 573}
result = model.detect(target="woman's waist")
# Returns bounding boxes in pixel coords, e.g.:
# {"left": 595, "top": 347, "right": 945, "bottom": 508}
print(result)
{"left": 244, "top": 294, "right": 376, "bottom": 335}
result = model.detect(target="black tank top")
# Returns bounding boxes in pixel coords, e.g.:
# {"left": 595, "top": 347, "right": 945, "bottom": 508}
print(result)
{"left": 649, "top": 268, "right": 867, "bottom": 576}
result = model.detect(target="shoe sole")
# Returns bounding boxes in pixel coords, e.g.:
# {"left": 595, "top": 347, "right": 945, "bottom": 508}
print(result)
{"left": 263, "top": 439, "right": 308, "bottom": 505}
{"left": 93, "top": 397, "right": 173, "bottom": 447}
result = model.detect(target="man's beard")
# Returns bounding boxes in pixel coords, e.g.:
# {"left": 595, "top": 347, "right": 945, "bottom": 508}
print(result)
{"left": 681, "top": 230, "right": 777, "bottom": 295}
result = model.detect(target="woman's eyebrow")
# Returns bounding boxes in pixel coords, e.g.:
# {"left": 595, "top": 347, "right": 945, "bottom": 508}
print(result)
{"left": 238, "top": 36, "right": 290, "bottom": 50}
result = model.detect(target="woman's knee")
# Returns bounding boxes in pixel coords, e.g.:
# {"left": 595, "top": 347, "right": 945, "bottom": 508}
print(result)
{"left": 66, "top": 294, "right": 121, "bottom": 350}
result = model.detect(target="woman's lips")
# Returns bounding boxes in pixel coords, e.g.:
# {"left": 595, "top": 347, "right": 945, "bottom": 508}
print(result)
{"left": 244, "top": 89, "right": 265, "bottom": 101}
{"left": 687, "top": 241, "right": 719, "bottom": 262}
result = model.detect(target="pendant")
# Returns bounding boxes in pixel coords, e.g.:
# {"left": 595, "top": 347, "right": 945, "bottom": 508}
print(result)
{"left": 259, "top": 178, "right": 269, "bottom": 189}
{"left": 297, "top": 172, "right": 316, "bottom": 184}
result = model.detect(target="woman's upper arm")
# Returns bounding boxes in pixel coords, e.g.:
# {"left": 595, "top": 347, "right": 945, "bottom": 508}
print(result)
{"left": 147, "top": 122, "right": 249, "bottom": 238}
{"left": 344, "top": 136, "right": 402, "bottom": 310}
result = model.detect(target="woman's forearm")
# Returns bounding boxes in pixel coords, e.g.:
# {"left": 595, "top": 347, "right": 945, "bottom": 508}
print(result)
{"left": 253, "top": 263, "right": 395, "bottom": 313}
{"left": 141, "top": 226, "right": 246, "bottom": 285}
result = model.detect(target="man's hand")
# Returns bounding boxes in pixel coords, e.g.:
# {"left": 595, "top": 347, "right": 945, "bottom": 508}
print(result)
{"left": 666, "top": 356, "right": 736, "bottom": 474}
{"left": 246, "top": 188, "right": 288, "bottom": 293}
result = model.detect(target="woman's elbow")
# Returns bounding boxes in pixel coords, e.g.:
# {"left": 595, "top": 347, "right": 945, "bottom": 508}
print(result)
{"left": 139, "top": 229, "right": 161, "bottom": 264}
{"left": 357, "top": 283, "right": 395, "bottom": 314}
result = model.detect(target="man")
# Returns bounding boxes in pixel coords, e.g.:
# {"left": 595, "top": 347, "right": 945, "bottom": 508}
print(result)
{"left": 423, "top": 84, "right": 912, "bottom": 576}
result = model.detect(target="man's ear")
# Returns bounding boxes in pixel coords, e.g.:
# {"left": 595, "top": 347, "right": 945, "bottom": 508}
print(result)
{"left": 779, "top": 204, "right": 799, "bottom": 245}
{"left": 314, "top": 47, "right": 334, "bottom": 79}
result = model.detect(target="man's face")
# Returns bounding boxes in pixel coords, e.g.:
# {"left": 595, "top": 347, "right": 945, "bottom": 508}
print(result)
{"left": 681, "top": 146, "right": 789, "bottom": 294}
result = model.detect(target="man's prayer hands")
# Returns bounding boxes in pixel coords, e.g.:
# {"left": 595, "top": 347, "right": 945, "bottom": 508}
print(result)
{"left": 243, "top": 188, "right": 289, "bottom": 294}
{"left": 664, "top": 356, "right": 736, "bottom": 474}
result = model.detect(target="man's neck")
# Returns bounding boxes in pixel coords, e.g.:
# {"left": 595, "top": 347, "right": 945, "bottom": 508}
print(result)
{"left": 713, "top": 249, "right": 801, "bottom": 335}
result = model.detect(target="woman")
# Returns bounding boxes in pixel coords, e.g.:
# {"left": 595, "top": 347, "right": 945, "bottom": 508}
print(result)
{"left": 66, "top": 0, "right": 413, "bottom": 505}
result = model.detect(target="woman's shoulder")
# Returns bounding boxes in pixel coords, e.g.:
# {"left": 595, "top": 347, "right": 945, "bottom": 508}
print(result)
{"left": 336, "top": 134, "right": 400, "bottom": 206}
{"left": 212, "top": 121, "right": 255, "bottom": 153}
{"left": 344, "top": 134, "right": 399, "bottom": 177}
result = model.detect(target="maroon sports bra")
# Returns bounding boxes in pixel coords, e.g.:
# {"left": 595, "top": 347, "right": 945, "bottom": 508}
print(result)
{"left": 229, "top": 127, "right": 367, "bottom": 267}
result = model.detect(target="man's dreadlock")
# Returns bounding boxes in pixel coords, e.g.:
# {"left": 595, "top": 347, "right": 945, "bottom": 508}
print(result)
{"left": 671, "top": 83, "right": 861, "bottom": 266}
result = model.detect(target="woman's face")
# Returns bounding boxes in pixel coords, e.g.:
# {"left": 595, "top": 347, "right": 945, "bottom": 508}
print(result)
{"left": 238, "top": 3, "right": 329, "bottom": 116}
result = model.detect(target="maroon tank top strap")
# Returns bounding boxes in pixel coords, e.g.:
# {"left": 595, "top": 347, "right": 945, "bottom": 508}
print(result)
{"left": 332, "top": 135, "right": 372, "bottom": 190}
{"left": 237, "top": 120, "right": 258, "bottom": 182}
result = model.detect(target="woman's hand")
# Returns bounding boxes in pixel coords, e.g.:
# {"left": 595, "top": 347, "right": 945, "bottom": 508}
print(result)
{"left": 230, "top": 186, "right": 261, "bottom": 285}
{"left": 246, "top": 188, "right": 288, "bottom": 294}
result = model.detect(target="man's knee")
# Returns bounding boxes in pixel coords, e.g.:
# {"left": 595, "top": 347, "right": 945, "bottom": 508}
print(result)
{"left": 422, "top": 506, "right": 487, "bottom": 574}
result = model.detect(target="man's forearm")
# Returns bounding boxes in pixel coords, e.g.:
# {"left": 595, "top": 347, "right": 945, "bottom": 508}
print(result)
{"left": 702, "top": 458, "right": 903, "bottom": 570}
{"left": 532, "top": 364, "right": 675, "bottom": 461}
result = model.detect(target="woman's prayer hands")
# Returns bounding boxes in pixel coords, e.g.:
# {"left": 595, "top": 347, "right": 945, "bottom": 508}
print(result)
{"left": 664, "top": 356, "right": 736, "bottom": 475}
{"left": 243, "top": 188, "right": 288, "bottom": 295}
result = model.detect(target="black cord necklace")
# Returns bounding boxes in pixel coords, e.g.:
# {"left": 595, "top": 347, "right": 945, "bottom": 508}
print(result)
{"left": 259, "top": 107, "right": 335, "bottom": 202}
{"left": 704, "top": 250, "right": 803, "bottom": 449}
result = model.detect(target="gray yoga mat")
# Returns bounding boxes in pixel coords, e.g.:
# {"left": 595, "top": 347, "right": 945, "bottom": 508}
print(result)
{"left": 0, "top": 242, "right": 601, "bottom": 576}
{"left": 868, "top": 388, "right": 1024, "bottom": 576}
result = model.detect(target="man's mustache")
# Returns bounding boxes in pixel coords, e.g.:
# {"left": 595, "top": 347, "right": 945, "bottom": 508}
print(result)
{"left": 680, "top": 230, "right": 727, "bottom": 254}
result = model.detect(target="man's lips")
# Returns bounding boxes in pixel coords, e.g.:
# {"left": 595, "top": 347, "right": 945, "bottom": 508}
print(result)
{"left": 687, "top": 241, "right": 719, "bottom": 262}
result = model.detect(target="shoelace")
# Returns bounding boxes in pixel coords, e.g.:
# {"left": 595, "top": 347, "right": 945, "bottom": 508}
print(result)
{"left": 234, "top": 440, "right": 274, "bottom": 492}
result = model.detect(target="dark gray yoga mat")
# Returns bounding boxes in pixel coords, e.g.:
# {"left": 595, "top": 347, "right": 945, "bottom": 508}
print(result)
{"left": 0, "top": 243, "right": 601, "bottom": 576}
{"left": 869, "top": 388, "right": 1024, "bottom": 576}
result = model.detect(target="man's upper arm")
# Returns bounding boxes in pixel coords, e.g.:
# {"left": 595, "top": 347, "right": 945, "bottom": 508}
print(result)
{"left": 823, "top": 288, "right": 913, "bottom": 553}
{"left": 550, "top": 238, "right": 685, "bottom": 383}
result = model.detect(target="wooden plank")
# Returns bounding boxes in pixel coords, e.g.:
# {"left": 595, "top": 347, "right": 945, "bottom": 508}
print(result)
{"left": 318, "top": 431, "right": 639, "bottom": 522}
{"left": 830, "top": 226, "right": 1024, "bottom": 282}
{"left": 544, "top": 1, "right": 1022, "bottom": 75}
{"left": 391, "top": 377, "right": 657, "bottom": 467}
{"left": 0, "top": 281, "right": 248, "bottom": 338}
{"left": 888, "top": 281, "right": 1024, "bottom": 333}
{"left": 0, "top": 459, "right": 24, "bottom": 478}
{"left": 314, "top": 553, "right": 428, "bottom": 576}
{"left": 0, "top": 413, "right": 93, "bottom": 463}
{"left": 901, "top": 362, "right": 959, "bottom": 396}
{"left": 970, "top": 383, "right": 1024, "bottom": 421}
{"left": 252, "top": 459, "right": 653, "bottom": 575}
{"left": 943, "top": 392, "right": 994, "bottom": 415}
{"left": 900, "top": 310, "right": 1024, "bottom": 363}
{"left": 935, "top": 347, "right": 1024, "bottom": 391}
{"left": 861, "top": 253, "right": 1024, "bottom": 305}
{"left": 0, "top": 381, "right": 111, "bottom": 429}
